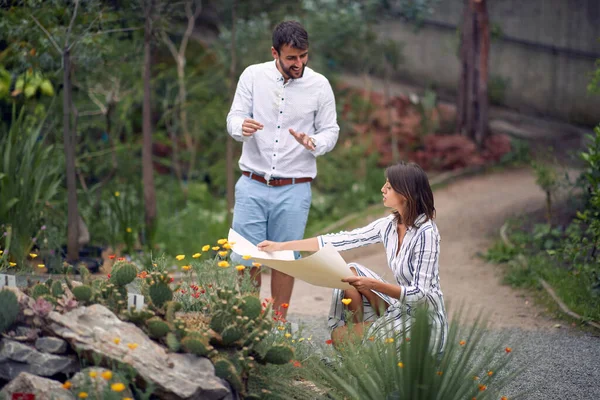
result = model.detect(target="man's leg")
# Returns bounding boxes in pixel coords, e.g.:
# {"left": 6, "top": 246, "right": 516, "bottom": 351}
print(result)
{"left": 231, "top": 175, "right": 268, "bottom": 291}
{"left": 266, "top": 181, "right": 311, "bottom": 319}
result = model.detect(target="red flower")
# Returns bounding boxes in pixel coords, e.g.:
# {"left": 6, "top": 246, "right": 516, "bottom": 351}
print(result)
{"left": 505, "top": 347, "right": 512, "bottom": 354}
{"left": 117, "top": 257, "right": 125, "bottom": 261}
{"left": 281, "top": 303, "right": 289, "bottom": 309}
{"left": 107, "top": 274, "right": 111, "bottom": 279}
{"left": 192, "top": 293, "right": 200, "bottom": 299}
{"left": 325, "top": 340, "right": 333, "bottom": 345}
{"left": 200, "top": 289, "right": 206, "bottom": 294}
{"left": 169, "top": 277, "right": 175, "bottom": 283}
{"left": 180, "top": 290, "right": 187, "bottom": 294}
{"left": 291, "top": 360, "right": 301, "bottom": 368}
{"left": 109, "top": 255, "right": 116, "bottom": 260}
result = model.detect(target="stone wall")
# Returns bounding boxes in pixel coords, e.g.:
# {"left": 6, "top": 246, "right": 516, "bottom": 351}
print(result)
{"left": 379, "top": 0, "right": 600, "bottom": 125}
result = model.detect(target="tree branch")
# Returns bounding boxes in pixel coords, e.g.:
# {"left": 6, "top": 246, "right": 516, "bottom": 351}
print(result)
{"left": 161, "top": 31, "right": 180, "bottom": 61}
{"left": 30, "top": 14, "right": 62, "bottom": 54}
{"left": 65, "top": 0, "right": 80, "bottom": 47}
{"left": 69, "top": 27, "right": 141, "bottom": 51}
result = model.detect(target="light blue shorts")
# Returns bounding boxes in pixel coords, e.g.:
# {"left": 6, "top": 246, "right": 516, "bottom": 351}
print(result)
{"left": 231, "top": 174, "right": 312, "bottom": 266}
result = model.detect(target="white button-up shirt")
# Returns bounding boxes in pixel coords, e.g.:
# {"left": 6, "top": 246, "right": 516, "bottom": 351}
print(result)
{"left": 227, "top": 60, "right": 339, "bottom": 180}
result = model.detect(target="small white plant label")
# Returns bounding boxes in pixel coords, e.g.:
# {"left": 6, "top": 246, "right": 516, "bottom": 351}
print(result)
{"left": 127, "top": 293, "right": 144, "bottom": 310}
{"left": 0, "top": 274, "right": 17, "bottom": 288}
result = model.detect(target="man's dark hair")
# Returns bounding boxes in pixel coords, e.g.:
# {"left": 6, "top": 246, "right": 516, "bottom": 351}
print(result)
{"left": 272, "top": 21, "right": 309, "bottom": 53}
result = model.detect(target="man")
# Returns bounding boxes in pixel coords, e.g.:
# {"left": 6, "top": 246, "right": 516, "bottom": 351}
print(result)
{"left": 226, "top": 20, "right": 339, "bottom": 318}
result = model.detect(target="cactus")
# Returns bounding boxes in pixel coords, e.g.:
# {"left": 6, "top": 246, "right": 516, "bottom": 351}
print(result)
{"left": 213, "top": 357, "right": 243, "bottom": 393}
{"left": 221, "top": 324, "right": 243, "bottom": 347}
{"left": 122, "top": 308, "right": 155, "bottom": 327}
{"left": 240, "top": 295, "right": 261, "bottom": 320}
{"left": 72, "top": 285, "right": 93, "bottom": 303}
{"left": 44, "top": 278, "right": 54, "bottom": 288}
{"left": 210, "top": 311, "right": 232, "bottom": 334}
{"left": 51, "top": 281, "right": 64, "bottom": 297}
{"left": 262, "top": 345, "right": 294, "bottom": 365}
{"left": 181, "top": 333, "right": 212, "bottom": 357}
{"left": 110, "top": 262, "right": 137, "bottom": 286}
{"left": 166, "top": 332, "right": 181, "bottom": 352}
{"left": 41, "top": 294, "right": 57, "bottom": 305}
{"left": 146, "top": 317, "right": 171, "bottom": 339}
{"left": 31, "top": 284, "right": 50, "bottom": 299}
{"left": 165, "top": 301, "right": 183, "bottom": 324}
{"left": 0, "top": 290, "right": 19, "bottom": 333}
{"left": 149, "top": 282, "right": 173, "bottom": 308}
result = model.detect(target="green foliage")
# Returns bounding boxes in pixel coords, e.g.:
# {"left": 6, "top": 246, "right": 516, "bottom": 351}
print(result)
{"left": 0, "top": 289, "right": 19, "bottom": 333}
{"left": 261, "top": 345, "right": 294, "bottom": 365}
{"left": 588, "top": 56, "right": 600, "bottom": 94}
{"left": 0, "top": 105, "right": 63, "bottom": 269}
{"left": 310, "top": 308, "right": 520, "bottom": 400}
{"left": 110, "top": 261, "right": 137, "bottom": 286}
{"left": 31, "top": 283, "right": 51, "bottom": 299}
{"left": 181, "top": 334, "right": 212, "bottom": 357}
{"left": 51, "top": 280, "right": 64, "bottom": 297}
{"left": 488, "top": 75, "right": 511, "bottom": 105}
{"left": 146, "top": 317, "right": 171, "bottom": 340}
{"left": 72, "top": 285, "right": 93, "bottom": 304}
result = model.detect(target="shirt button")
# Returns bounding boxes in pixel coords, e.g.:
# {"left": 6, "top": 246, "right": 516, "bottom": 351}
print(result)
{"left": 273, "top": 154, "right": 276, "bottom": 156}
{"left": 272, "top": 167, "right": 275, "bottom": 169}
{"left": 281, "top": 98, "right": 284, "bottom": 100}
{"left": 275, "top": 140, "right": 278, "bottom": 143}
{"left": 280, "top": 111, "right": 282, "bottom": 114}
{"left": 277, "top": 125, "right": 280, "bottom": 128}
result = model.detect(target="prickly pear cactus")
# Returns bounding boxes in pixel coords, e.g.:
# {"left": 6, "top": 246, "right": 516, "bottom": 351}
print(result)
{"left": 146, "top": 317, "right": 171, "bottom": 339}
{"left": 166, "top": 332, "right": 181, "bottom": 352}
{"left": 31, "top": 284, "right": 50, "bottom": 299}
{"left": 51, "top": 281, "right": 64, "bottom": 297}
{"left": 213, "top": 357, "right": 243, "bottom": 393}
{"left": 262, "top": 345, "right": 294, "bottom": 365}
{"left": 181, "top": 332, "right": 213, "bottom": 357}
{"left": 239, "top": 295, "right": 262, "bottom": 320}
{"left": 0, "top": 289, "right": 19, "bottom": 333}
{"left": 110, "top": 261, "right": 137, "bottom": 286}
{"left": 71, "top": 285, "right": 93, "bottom": 303}
{"left": 145, "top": 272, "right": 174, "bottom": 309}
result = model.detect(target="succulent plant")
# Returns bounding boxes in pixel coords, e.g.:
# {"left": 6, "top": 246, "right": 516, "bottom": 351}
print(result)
{"left": 181, "top": 332, "right": 212, "bottom": 357}
{"left": 51, "top": 281, "right": 64, "bottom": 297}
{"left": 213, "top": 357, "right": 243, "bottom": 393}
{"left": 23, "top": 297, "right": 54, "bottom": 327}
{"left": 149, "top": 282, "right": 173, "bottom": 308}
{"left": 261, "top": 345, "right": 294, "bottom": 365}
{"left": 31, "top": 284, "right": 50, "bottom": 299}
{"left": 221, "top": 324, "right": 244, "bottom": 347}
{"left": 72, "top": 285, "right": 93, "bottom": 303}
{"left": 239, "top": 295, "right": 262, "bottom": 320}
{"left": 146, "top": 317, "right": 171, "bottom": 339}
{"left": 56, "top": 294, "right": 79, "bottom": 313}
{"left": 0, "top": 289, "right": 20, "bottom": 333}
{"left": 166, "top": 332, "right": 181, "bottom": 352}
{"left": 110, "top": 261, "right": 137, "bottom": 286}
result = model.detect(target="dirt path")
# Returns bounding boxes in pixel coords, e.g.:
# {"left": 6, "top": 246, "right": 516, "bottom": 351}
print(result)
{"left": 261, "top": 167, "right": 557, "bottom": 329}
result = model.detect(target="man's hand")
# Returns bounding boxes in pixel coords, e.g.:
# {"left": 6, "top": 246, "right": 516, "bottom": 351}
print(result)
{"left": 342, "top": 276, "right": 379, "bottom": 292}
{"left": 242, "top": 118, "right": 264, "bottom": 136}
{"left": 257, "top": 240, "right": 284, "bottom": 252}
{"left": 289, "top": 128, "right": 315, "bottom": 151}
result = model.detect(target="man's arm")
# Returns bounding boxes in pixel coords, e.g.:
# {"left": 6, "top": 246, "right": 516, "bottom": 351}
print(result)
{"left": 227, "top": 67, "right": 255, "bottom": 142}
{"left": 310, "top": 79, "right": 340, "bottom": 157}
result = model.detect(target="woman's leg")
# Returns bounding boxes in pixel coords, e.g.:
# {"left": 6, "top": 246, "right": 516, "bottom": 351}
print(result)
{"left": 331, "top": 322, "right": 373, "bottom": 347}
{"left": 348, "top": 267, "right": 391, "bottom": 318}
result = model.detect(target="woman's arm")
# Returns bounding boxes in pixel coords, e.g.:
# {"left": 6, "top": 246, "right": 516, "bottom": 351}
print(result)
{"left": 257, "top": 237, "right": 319, "bottom": 253}
{"left": 342, "top": 276, "right": 401, "bottom": 299}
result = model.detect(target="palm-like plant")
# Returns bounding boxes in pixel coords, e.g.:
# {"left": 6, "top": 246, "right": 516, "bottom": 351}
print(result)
{"left": 310, "top": 307, "right": 524, "bottom": 400}
{"left": 0, "top": 105, "right": 63, "bottom": 269}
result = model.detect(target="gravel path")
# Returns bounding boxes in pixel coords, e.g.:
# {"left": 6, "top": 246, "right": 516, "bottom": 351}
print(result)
{"left": 261, "top": 168, "right": 600, "bottom": 399}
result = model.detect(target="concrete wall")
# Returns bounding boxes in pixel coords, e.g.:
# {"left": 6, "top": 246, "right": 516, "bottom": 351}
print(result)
{"left": 379, "top": 0, "right": 600, "bottom": 125}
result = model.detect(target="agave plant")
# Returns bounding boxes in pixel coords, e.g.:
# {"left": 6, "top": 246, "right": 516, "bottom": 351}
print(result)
{"left": 309, "top": 307, "right": 524, "bottom": 400}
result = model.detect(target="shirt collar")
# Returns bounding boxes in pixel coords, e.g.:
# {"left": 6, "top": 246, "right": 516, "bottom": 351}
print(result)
{"left": 414, "top": 214, "right": 428, "bottom": 228}
{"left": 271, "top": 60, "right": 285, "bottom": 82}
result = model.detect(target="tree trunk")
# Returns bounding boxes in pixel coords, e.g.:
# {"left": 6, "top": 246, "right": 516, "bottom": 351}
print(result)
{"left": 384, "top": 66, "right": 399, "bottom": 163}
{"left": 142, "top": 5, "right": 157, "bottom": 245}
{"left": 226, "top": 0, "right": 237, "bottom": 225}
{"left": 63, "top": 49, "right": 79, "bottom": 262}
{"left": 457, "top": 0, "right": 490, "bottom": 150}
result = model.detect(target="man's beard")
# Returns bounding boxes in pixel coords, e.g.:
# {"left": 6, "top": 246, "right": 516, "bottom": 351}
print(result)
{"left": 279, "top": 59, "right": 307, "bottom": 79}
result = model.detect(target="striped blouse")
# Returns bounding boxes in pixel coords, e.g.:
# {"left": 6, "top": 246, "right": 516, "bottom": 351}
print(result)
{"left": 318, "top": 213, "right": 448, "bottom": 351}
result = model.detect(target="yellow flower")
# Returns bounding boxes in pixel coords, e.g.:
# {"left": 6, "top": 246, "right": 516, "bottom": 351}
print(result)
{"left": 78, "top": 392, "right": 88, "bottom": 398}
{"left": 111, "top": 382, "right": 126, "bottom": 392}
{"left": 113, "top": 338, "right": 121, "bottom": 344}
{"left": 235, "top": 265, "right": 246, "bottom": 271}
{"left": 218, "top": 251, "right": 228, "bottom": 257}
{"left": 126, "top": 227, "right": 132, "bottom": 233}
{"left": 101, "top": 370, "right": 113, "bottom": 380}
{"left": 277, "top": 326, "right": 285, "bottom": 331}
{"left": 217, "top": 261, "right": 230, "bottom": 268}
{"left": 284, "top": 333, "right": 292, "bottom": 338}
{"left": 176, "top": 254, "right": 185, "bottom": 261}
{"left": 9, "top": 262, "right": 16, "bottom": 267}
{"left": 223, "top": 243, "right": 232, "bottom": 249}
{"left": 114, "top": 191, "right": 120, "bottom": 197}
{"left": 37, "top": 264, "right": 45, "bottom": 268}
{"left": 127, "top": 343, "right": 138, "bottom": 350}
{"left": 217, "top": 239, "right": 228, "bottom": 245}
{"left": 0, "top": 250, "right": 3, "bottom": 255}
{"left": 192, "top": 253, "right": 201, "bottom": 258}
{"left": 124, "top": 398, "right": 133, "bottom": 400}
{"left": 397, "top": 362, "right": 404, "bottom": 368}
{"left": 202, "top": 245, "right": 210, "bottom": 252}
{"left": 298, "top": 338, "right": 305, "bottom": 342}
{"left": 62, "top": 381, "right": 72, "bottom": 389}
{"left": 212, "top": 246, "right": 220, "bottom": 251}
{"left": 242, "top": 255, "right": 252, "bottom": 260}
{"left": 437, "top": 371, "right": 443, "bottom": 376}
{"left": 252, "top": 262, "right": 262, "bottom": 268}
{"left": 181, "top": 265, "right": 191, "bottom": 271}
{"left": 29, "top": 253, "right": 38, "bottom": 258}
{"left": 385, "top": 338, "right": 394, "bottom": 343}
{"left": 341, "top": 298, "right": 352, "bottom": 305}
{"left": 89, "top": 371, "right": 97, "bottom": 378}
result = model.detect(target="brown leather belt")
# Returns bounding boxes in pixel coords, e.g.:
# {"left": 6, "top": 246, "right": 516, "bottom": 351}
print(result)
{"left": 242, "top": 171, "right": 313, "bottom": 187}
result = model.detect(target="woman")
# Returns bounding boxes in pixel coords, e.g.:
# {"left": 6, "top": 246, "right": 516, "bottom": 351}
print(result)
{"left": 258, "top": 161, "right": 447, "bottom": 352}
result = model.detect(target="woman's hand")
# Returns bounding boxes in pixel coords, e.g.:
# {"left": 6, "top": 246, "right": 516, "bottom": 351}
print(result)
{"left": 342, "top": 276, "right": 380, "bottom": 292}
{"left": 257, "top": 240, "right": 284, "bottom": 252}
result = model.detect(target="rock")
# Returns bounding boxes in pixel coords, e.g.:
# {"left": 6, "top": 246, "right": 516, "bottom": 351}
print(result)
{"left": 14, "top": 326, "right": 41, "bottom": 340}
{"left": 47, "top": 305, "right": 231, "bottom": 400}
{"left": 0, "top": 372, "right": 74, "bottom": 400}
{"left": 0, "top": 339, "right": 79, "bottom": 380}
{"left": 35, "top": 337, "right": 68, "bottom": 354}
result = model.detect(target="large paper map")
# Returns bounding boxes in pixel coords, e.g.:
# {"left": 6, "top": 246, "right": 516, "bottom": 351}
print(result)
{"left": 228, "top": 229, "right": 353, "bottom": 290}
